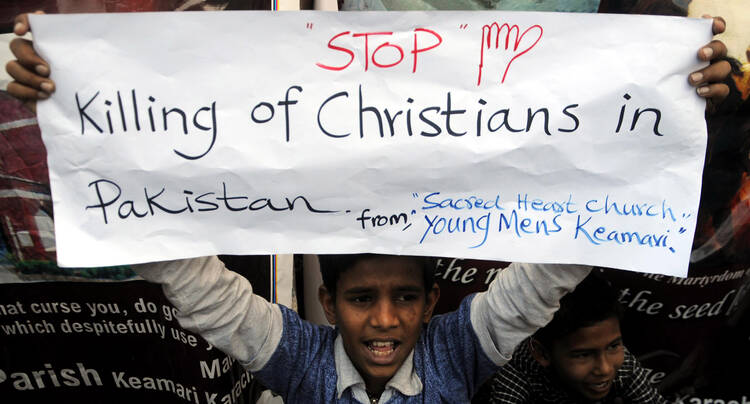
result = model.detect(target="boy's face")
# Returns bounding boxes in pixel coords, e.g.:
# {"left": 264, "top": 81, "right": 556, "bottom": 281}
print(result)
{"left": 538, "top": 317, "right": 625, "bottom": 401}
{"left": 319, "top": 256, "right": 439, "bottom": 390}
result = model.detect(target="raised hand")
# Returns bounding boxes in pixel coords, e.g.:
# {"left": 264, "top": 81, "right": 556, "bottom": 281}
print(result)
{"left": 5, "top": 12, "right": 55, "bottom": 113}
{"left": 688, "top": 16, "right": 732, "bottom": 107}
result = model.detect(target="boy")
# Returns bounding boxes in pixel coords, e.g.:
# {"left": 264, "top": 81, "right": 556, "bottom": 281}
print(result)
{"left": 475, "top": 273, "right": 667, "bottom": 403}
{"left": 133, "top": 254, "right": 590, "bottom": 403}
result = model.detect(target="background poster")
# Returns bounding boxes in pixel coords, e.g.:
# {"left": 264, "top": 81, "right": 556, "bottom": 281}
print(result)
{"left": 424, "top": 257, "right": 750, "bottom": 403}
{"left": 0, "top": 275, "right": 264, "bottom": 403}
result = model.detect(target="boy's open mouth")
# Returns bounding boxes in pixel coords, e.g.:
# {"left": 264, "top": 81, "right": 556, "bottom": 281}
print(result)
{"left": 366, "top": 340, "right": 399, "bottom": 357}
{"left": 586, "top": 379, "right": 612, "bottom": 394}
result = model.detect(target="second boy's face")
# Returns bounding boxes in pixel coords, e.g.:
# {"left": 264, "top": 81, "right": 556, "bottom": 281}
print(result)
{"left": 321, "top": 256, "right": 438, "bottom": 390}
{"left": 548, "top": 317, "right": 625, "bottom": 401}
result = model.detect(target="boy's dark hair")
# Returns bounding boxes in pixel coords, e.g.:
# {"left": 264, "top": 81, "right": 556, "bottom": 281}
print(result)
{"left": 533, "top": 270, "right": 623, "bottom": 348}
{"left": 318, "top": 254, "right": 436, "bottom": 299}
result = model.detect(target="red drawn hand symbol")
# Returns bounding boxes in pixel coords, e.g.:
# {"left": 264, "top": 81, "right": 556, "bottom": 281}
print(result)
{"left": 476, "top": 22, "right": 543, "bottom": 86}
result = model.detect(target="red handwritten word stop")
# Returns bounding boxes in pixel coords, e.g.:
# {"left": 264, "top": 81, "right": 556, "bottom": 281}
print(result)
{"left": 316, "top": 29, "right": 442, "bottom": 73}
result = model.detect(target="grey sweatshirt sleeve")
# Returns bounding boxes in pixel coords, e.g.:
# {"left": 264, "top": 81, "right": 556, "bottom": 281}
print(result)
{"left": 133, "top": 256, "right": 283, "bottom": 372}
{"left": 470, "top": 263, "right": 592, "bottom": 365}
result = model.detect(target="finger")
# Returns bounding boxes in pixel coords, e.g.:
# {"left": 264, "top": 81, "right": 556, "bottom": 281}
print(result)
{"left": 701, "top": 15, "right": 726, "bottom": 35}
{"left": 9, "top": 38, "right": 50, "bottom": 76}
{"left": 6, "top": 81, "right": 48, "bottom": 103}
{"left": 698, "top": 40, "right": 728, "bottom": 62}
{"left": 13, "top": 13, "right": 31, "bottom": 36}
{"left": 696, "top": 82, "right": 729, "bottom": 103}
{"left": 13, "top": 11, "right": 43, "bottom": 36}
{"left": 5, "top": 60, "right": 54, "bottom": 95}
{"left": 689, "top": 60, "right": 731, "bottom": 87}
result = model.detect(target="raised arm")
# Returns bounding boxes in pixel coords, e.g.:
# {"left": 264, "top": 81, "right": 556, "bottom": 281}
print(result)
{"left": 470, "top": 263, "right": 592, "bottom": 365}
{"left": 133, "top": 257, "right": 283, "bottom": 372}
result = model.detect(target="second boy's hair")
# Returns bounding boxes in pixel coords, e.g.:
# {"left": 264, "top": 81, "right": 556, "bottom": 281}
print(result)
{"left": 318, "top": 254, "right": 437, "bottom": 299}
{"left": 533, "top": 271, "right": 623, "bottom": 348}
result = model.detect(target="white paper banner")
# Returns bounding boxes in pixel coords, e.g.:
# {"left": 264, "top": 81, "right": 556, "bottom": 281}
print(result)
{"left": 32, "top": 11, "right": 711, "bottom": 276}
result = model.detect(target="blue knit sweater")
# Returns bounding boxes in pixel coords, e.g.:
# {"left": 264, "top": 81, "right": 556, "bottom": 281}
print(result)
{"left": 255, "top": 296, "right": 498, "bottom": 403}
